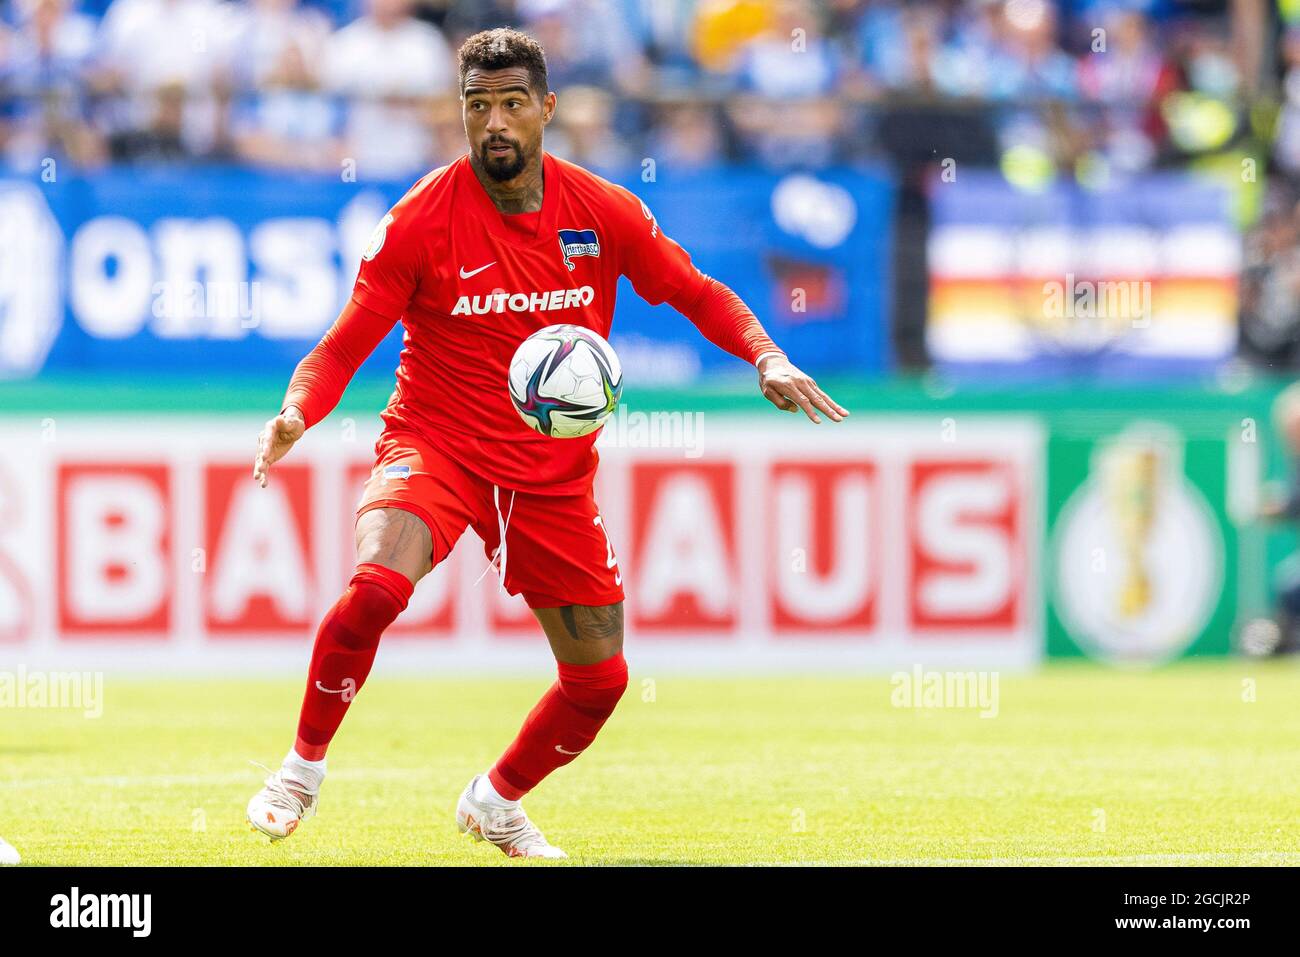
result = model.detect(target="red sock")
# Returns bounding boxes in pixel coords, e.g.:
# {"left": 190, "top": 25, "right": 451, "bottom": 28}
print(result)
{"left": 293, "top": 563, "right": 412, "bottom": 761}
{"left": 488, "top": 653, "right": 628, "bottom": 801}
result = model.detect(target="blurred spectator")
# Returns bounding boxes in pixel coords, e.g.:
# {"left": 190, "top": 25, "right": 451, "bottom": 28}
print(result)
{"left": 521, "top": 0, "right": 650, "bottom": 95}
{"left": 645, "top": 100, "right": 727, "bottom": 170}
{"left": 1077, "top": 9, "right": 1179, "bottom": 172}
{"left": 1275, "top": 27, "right": 1300, "bottom": 176}
{"left": 856, "top": 1, "right": 944, "bottom": 95}
{"left": 727, "top": 0, "right": 845, "bottom": 168}
{"left": 1160, "top": 22, "right": 1243, "bottom": 158}
{"left": 1183, "top": 29, "right": 1240, "bottom": 100}
{"left": 1241, "top": 183, "right": 1300, "bottom": 363}
{"left": 228, "top": 0, "right": 343, "bottom": 172}
{"left": 0, "top": 0, "right": 1271, "bottom": 178}
{"left": 0, "top": 0, "right": 104, "bottom": 170}
{"left": 320, "top": 0, "right": 453, "bottom": 179}
{"left": 439, "top": 0, "right": 517, "bottom": 42}
{"left": 228, "top": 0, "right": 333, "bottom": 95}
{"left": 733, "top": 0, "right": 839, "bottom": 99}
{"left": 546, "top": 84, "right": 634, "bottom": 172}
{"left": 690, "top": 0, "right": 773, "bottom": 76}
{"left": 994, "top": 0, "right": 1078, "bottom": 100}
{"left": 617, "top": 0, "right": 700, "bottom": 90}
{"left": 93, "top": 0, "right": 238, "bottom": 159}
{"left": 1250, "top": 380, "right": 1300, "bottom": 654}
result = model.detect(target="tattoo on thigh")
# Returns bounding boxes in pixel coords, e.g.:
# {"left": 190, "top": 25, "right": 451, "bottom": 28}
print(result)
{"left": 559, "top": 603, "right": 624, "bottom": 642}
{"left": 358, "top": 509, "right": 431, "bottom": 574}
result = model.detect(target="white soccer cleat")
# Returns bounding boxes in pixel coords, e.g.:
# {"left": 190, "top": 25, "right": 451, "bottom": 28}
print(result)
{"left": 0, "top": 837, "right": 20, "bottom": 865}
{"left": 247, "top": 764, "right": 319, "bottom": 841}
{"left": 456, "top": 775, "right": 567, "bottom": 859}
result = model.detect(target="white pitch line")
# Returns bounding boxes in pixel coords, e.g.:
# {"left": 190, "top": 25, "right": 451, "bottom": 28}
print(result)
{"left": 0, "top": 768, "right": 437, "bottom": 790}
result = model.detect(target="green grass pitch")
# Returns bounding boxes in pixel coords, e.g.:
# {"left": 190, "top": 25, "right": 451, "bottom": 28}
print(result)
{"left": 3, "top": 660, "right": 1299, "bottom": 866}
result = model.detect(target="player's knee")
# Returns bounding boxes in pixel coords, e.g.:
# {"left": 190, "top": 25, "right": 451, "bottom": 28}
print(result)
{"left": 330, "top": 566, "right": 412, "bottom": 648}
{"left": 557, "top": 652, "right": 628, "bottom": 714}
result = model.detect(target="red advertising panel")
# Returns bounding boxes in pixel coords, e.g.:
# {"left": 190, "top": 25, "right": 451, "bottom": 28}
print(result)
{"left": 629, "top": 461, "right": 737, "bottom": 633}
{"left": 204, "top": 463, "right": 315, "bottom": 636}
{"left": 6, "top": 417, "right": 1042, "bottom": 669}
{"left": 907, "top": 459, "right": 1023, "bottom": 633}
{"left": 57, "top": 462, "right": 172, "bottom": 638}
{"left": 769, "top": 460, "right": 879, "bottom": 634}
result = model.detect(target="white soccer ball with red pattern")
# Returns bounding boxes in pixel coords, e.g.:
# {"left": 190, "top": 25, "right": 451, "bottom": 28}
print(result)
{"left": 508, "top": 324, "right": 623, "bottom": 438}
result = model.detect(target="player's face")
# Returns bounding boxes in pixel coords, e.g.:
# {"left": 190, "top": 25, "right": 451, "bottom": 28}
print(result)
{"left": 462, "top": 67, "right": 555, "bottom": 183}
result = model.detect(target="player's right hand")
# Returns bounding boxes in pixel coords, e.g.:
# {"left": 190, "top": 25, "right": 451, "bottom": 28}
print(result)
{"left": 253, "top": 406, "right": 306, "bottom": 488}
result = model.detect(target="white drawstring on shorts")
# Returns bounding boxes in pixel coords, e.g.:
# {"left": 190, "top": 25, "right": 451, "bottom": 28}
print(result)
{"left": 474, "top": 484, "right": 517, "bottom": 593}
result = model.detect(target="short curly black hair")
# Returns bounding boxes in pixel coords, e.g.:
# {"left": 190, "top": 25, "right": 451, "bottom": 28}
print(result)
{"left": 457, "top": 28, "right": 549, "bottom": 98}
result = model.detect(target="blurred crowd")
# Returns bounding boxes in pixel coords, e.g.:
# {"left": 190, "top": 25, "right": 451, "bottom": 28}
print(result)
{"left": 0, "top": 0, "right": 1268, "bottom": 179}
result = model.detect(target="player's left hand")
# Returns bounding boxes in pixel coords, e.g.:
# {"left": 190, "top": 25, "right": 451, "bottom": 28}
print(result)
{"left": 757, "top": 355, "right": 848, "bottom": 424}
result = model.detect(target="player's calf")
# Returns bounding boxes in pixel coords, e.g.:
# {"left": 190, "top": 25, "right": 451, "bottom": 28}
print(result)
{"left": 487, "top": 649, "right": 628, "bottom": 802}
{"left": 293, "top": 562, "right": 413, "bottom": 761}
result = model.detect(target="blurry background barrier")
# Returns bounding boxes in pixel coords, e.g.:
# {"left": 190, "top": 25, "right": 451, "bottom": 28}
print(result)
{"left": 4, "top": 0, "right": 1300, "bottom": 671}
{"left": 0, "top": 377, "right": 1285, "bottom": 672}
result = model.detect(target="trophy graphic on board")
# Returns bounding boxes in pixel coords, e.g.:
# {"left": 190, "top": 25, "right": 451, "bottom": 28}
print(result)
{"left": 1099, "top": 437, "right": 1160, "bottom": 620}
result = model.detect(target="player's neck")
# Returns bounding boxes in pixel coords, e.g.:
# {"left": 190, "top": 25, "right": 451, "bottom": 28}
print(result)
{"left": 470, "top": 152, "right": 545, "bottom": 215}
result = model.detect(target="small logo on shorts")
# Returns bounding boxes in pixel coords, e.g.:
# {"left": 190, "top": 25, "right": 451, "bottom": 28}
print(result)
{"left": 382, "top": 465, "right": 411, "bottom": 480}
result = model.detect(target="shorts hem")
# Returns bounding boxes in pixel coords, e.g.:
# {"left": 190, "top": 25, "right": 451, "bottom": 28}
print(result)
{"left": 521, "top": 589, "right": 626, "bottom": 610}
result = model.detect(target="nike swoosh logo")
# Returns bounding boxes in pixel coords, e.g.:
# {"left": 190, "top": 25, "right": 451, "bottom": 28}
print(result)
{"left": 554, "top": 745, "right": 583, "bottom": 755}
{"left": 315, "top": 681, "right": 347, "bottom": 695}
{"left": 459, "top": 261, "right": 496, "bottom": 279}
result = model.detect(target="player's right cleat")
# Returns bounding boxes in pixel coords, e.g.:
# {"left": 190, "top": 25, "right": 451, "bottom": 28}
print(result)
{"left": 456, "top": 775, "right": 568, "bottom": 859}
{"left": 247, "top": 764, "right": 319, "bottom": 841}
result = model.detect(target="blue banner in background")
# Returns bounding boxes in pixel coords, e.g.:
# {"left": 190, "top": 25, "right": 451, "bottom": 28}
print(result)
{"left": 0, "top": 163, "right": 894, "bottom": 384}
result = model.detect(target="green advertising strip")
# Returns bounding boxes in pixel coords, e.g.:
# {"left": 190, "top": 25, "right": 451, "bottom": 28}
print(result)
{"left": 1046, "top": 420, "right": 1239, "bottom": 663}
{"left": 0, "top": 373, "right": 1286, "bottom": 420}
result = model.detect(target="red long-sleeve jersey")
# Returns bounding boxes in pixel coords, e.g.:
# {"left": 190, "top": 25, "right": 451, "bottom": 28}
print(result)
{"left": 285, "top": 151, "right": 782, "bottom": 495}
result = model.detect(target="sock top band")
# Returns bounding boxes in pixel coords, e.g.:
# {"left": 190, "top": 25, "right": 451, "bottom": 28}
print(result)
{"left": 557, "top": 652, "right": 627, "bottom": 686}
{"left": 352, "top": 562, "right": 415, "bottom": 607}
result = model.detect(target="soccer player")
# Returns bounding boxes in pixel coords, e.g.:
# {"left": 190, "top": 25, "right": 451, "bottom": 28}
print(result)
{"left": 246, "top": 27, "right": 848, "bottom": 858}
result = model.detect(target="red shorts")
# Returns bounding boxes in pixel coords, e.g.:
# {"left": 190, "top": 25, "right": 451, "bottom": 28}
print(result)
{"left": 356, "top": 429, "right": 624, "bottom": 609}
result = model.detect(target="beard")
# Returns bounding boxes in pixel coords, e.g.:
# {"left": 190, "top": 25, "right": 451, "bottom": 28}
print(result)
{"left": 478, "top": 136, "right": 529, "bottom": 182}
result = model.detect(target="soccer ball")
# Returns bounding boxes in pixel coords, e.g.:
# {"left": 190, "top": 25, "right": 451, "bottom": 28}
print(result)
{"left": 0, "top": 837, "right": 19, "bottom": 865}
{"left": 508, "top": 324, "right": 623, "bottom": 438}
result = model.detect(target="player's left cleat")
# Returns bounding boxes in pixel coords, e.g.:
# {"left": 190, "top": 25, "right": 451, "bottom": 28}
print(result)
{"left": 246, "top": 763, "right": 319, "bottom": 842}
{"left": 456, "top": 775, "right": 567, "bottom": 859}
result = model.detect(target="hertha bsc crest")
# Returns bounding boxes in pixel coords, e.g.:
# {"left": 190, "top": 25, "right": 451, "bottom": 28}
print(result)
{"left": 557, "top": 228, "right": 600, "bottom": 271}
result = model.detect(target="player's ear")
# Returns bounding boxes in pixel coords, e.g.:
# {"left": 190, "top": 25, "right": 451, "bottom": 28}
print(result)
{"left": 542, "top": 91, "right": 557, "bottom": 125}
